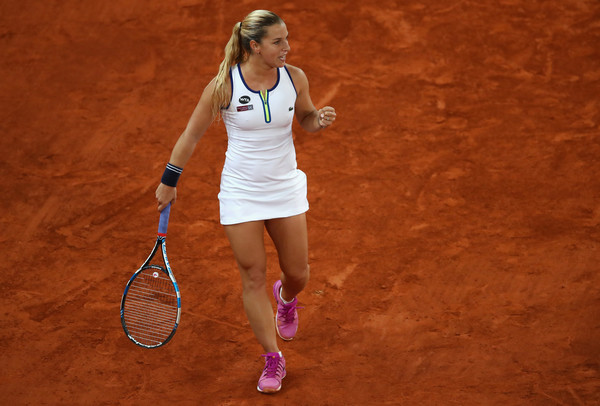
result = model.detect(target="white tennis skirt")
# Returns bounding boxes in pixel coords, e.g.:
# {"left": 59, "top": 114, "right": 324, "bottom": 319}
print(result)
{"left": 218, "top": 169, "right": 309, "bottom": 225}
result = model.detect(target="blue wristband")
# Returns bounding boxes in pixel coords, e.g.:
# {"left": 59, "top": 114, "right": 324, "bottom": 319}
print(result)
{"left": 161, "top": 163, "right": 183, "bottom": 187}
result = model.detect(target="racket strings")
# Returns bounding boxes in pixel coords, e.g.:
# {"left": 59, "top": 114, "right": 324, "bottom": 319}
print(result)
{"left": 123, "top": 267, "right": 179, "bottom": 346}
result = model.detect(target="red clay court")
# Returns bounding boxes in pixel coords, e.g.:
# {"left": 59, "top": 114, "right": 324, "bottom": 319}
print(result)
{"left": 1, "top": 0, "right": 599, "bottom": 404}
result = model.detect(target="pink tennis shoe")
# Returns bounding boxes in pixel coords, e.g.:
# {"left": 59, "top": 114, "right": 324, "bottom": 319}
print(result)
{"left": 272, "top": 280, "right": 302, "bottom": 341}
{"left": 257, "top": 352, "right": 286, "bottom": 393}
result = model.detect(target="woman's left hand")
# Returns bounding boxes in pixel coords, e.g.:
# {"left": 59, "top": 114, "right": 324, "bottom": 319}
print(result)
{"left": 318, "top": 106, "right": 336, "bottom": 129}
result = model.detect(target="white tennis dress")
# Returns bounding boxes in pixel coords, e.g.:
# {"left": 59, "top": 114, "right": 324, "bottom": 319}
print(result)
{"left": 218, "top": 64, "right": 308, "bottom": 225}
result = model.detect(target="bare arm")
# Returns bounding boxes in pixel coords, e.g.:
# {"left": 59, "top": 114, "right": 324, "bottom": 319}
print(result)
{"left": 155, "top": 78, "right": 218, "bottom": 211}
{"left": 286, "top": 65, "right": 336, "bottom": 132}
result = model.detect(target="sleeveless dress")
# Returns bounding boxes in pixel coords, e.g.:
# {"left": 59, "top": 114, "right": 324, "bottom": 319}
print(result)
{"left": 218, "top": 64, "right": 309, "bottom": 225}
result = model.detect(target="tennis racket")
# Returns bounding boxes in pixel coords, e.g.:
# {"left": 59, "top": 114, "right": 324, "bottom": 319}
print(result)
{"left": 120, "top": 203, "right": 181, "bottom": 348}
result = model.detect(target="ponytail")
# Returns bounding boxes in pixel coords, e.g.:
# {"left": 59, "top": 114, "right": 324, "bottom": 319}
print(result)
{"left": 211, "top": 22, "right": 245, "bottom": 118}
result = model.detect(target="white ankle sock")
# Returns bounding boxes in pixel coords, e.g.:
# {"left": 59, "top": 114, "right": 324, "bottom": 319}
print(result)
{"left": 279, "top": 287, "right": 294, "bottom": 304}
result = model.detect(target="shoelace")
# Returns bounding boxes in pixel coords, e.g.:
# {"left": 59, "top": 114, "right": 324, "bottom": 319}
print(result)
{"left": 278, "top": 301, "right": 304, "bottom": 323}
{"left": 261, "top": 354, "right": 283, "bottom": 377}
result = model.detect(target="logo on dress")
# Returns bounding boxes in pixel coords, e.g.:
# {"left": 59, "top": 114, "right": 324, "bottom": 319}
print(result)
{"left": 289, "top": 107, "right": 294, "bottom": 111}
{"left": 237, "top": 105, "right": 254, "bottom": 112}
{"left": 239, "top": 95, "right": 251, "bottom": 104}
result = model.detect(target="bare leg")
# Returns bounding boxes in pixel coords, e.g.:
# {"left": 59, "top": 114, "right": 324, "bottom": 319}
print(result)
{"left": 224, "top": 221, "right": 279, "bottom": 353}
{"left": 266, "top": 213, "right": 310, "bottom": 301}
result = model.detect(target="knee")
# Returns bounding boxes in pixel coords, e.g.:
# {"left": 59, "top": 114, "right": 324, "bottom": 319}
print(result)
{"left": 287, "top": 263, "right": 310, "bottom": 285}
{"left": 239, "top": 264, "right": 267, "bottom": 292}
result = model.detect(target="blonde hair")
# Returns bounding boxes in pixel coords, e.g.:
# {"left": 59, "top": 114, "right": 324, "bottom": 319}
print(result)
{"left": 211, "top": 10, "right": 284, "bottom": 117}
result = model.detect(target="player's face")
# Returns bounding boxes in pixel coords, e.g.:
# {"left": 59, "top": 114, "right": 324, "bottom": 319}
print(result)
{"left": 257, "top": 23, "right": 290, "bottom": 68}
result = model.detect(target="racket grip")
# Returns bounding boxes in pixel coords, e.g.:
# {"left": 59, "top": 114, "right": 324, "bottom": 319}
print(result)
{"left": 158, "top": 203, "right": 171, "bottom": 236}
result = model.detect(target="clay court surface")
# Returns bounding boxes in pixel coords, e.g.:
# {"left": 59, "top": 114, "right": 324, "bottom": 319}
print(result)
{"left": 2, "top": 0, "right": 599, "bottom": 404}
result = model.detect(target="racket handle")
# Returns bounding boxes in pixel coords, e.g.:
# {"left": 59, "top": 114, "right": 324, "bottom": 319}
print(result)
{"left": 158, "top": 203, "right": 171, "bottom": 236}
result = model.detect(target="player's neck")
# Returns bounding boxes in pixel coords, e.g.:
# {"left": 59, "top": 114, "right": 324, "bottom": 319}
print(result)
{"left": 241, "top": 57, "right": 278, "bottom": 91}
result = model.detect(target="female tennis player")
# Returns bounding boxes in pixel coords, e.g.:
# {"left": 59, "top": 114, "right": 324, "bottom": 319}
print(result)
{"left": 155, "top": 10, "right": 336, "bottom": 393}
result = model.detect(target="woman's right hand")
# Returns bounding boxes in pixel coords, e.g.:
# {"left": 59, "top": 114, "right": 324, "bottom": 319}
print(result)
{"left": 155, "top": 183, "right": 177, "bottom": 212}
